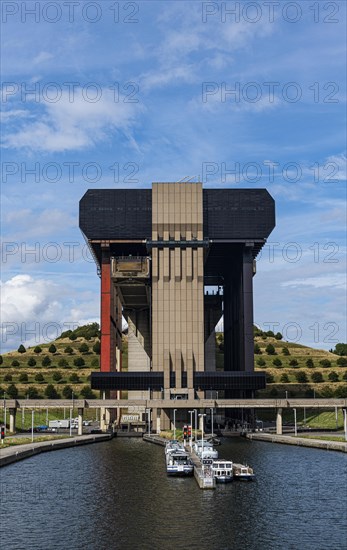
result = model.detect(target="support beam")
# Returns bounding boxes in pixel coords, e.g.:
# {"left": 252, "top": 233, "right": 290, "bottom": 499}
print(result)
{"left": 276, "top": 408, "right": 283, "bottom": 435}
{"left": 243, "top": 246, "right": 254, "bottom": 373}
{"left": 78, "top": 408, "right": 84, "bottom": 436}
{"left": 9, "top": 408, "right": 16, "bottom": 433}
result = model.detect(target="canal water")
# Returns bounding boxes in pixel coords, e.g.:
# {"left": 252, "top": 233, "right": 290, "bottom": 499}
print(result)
{"left": 1, "top": 438, "right": 346, "bottom": 550}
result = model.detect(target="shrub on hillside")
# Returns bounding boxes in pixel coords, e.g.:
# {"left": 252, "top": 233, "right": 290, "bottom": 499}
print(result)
{"left": 27, "top": 357, "right": 36, "bottom": 367}
{"left": 42, "top": 356, "right": 51, "bottom": 367}
{"left": 319, "top": 359, "right": 331, "bottom": 368}
{"left": 92, "top": 341, "right": 101, "bottom": 354}
{"left": 266, "top": 331, "right": 275, "bottom": 337}
{"left": 11, "top": 360, "right": 20, "bottom": 367}
{"left": 265, "top": 344, "right": 276, "bottom": 355}
{"left": 19, "top": 373, "right": 29, "bottom": 383}
{"left": 256, "top": 358, "right": 266, "bottom": 367}
{"left": 295, "top": 371, "right": 308, "bottom": 383}
{"left": 64, "top": 346, "right": 74, "bottom": 355}
{"left": 319, "top": 386, "right": 334, "bottom": 398}
{"left": 335, "top": 385, "right": 347, "bottom": 398}
{"left": 4, "top": 374, "right": 12, "bottom": 382}
{"left": 328, "top": 371, "right": 339, "bottom": 382}
{"left": 282, "top": 347, "right": 290, "bottom": 356}
{"left": 58, "top": 358, "right": 69, "bottom": 368}
{"left": 27, "top": 386, "right": 39, "bottom": 399}
{"left": 7, "top": 383, "right": 18, "bottom": 398}
{"left": 73, "top": 357, "right": 85, "bottom": 368}
{"left": 69, "top": 333, "right": 77, "bottom": 341}
{"left": 275, "top": 332, "right": 283, "bottom": 340}
{"left": 0, "top": 356, "right": 3, "bottom": 365}
{"left": 35, "top": 373, "right": 44, "bottom": 382}
{"left": 306, "top": 359, "right": 314, "bottom": 368}
{"left": 44, "top": 384, "right": 59, "bottom": 399}
{"left": 343, "top": 372, "right": 347, "bottom": 381}
{"left": 34, "top": 346, "right": 42, "bottom": 354}
{"left": 79, "top": 343, "right": 89, "bottom": 354}
{"left": 18, "top": 344, "right": 26, "bottom": 353}
{"left": 333, "top": 343, "right": 347, "bottom": 356}
{"left": 311, "top": 372, "right": 323, "bottom": 383}
{"left": 289, "top": 359, "right": 299, "bottom": 367}
{"left": 62, "top": 385, "right": 73, "bottom": 399}
{"left": 254, "top": 344, "right": 261, "bottom": 355}
{"left": 69, "top": 373, "right": 80, "bottom": 383}
{"left": 337, "top": 357, "right": 347, "bottom": 367}
{"left": 280, "top": 373, "right": 289, "bottom": 383}
{"left": 273, "top": 358, "right": 282, "bottom": 367}
{"left": 52, "top": 371, "right": 62, "bottom": 382}
{"left": 48, "top": 344, "right": 57, "bottom": 354}
{"left": 266, "top": 372, "right": 274, "bottom": 383}
{"left": 80, "top": 385, "right": 96, "bottom": 399}
{"left": 91, "top": 358, "right": 99, "bottom": 368}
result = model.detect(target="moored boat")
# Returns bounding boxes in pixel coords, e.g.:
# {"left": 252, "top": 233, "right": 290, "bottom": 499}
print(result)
{"left": 166, "top": 449, "right": 194, "bottom": 476}
{"left": 212, "top": 460, "right": 233, "bottom": 483}
{"left": 232, "top": 463, "right": 255, "bottom": 481}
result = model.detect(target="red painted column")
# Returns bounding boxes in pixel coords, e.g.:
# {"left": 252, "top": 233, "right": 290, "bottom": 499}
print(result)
{"left": 100, "top": 247, "right": 111, "bottom": 372}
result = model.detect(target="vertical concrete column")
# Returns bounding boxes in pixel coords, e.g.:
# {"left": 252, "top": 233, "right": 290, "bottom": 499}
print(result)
{"left": 161, "top": 408, "right": 170, "bottom": 431}
{"left": 78, "top": 408, "right": 83, "bottom": 436}
{"left": 9, "top": 408, "right": 16, "bottom": 433}
{"left": 152, "top": 408, "right": 158, "bottom": 434}
{"left": 100, "top": 408, "right": 111, "bottom": 432}
{"left": 243, "top": 246, "right": 254, "bottom": 373}
{"left": 276, "top": 408, "right": 283, "bottom": 435}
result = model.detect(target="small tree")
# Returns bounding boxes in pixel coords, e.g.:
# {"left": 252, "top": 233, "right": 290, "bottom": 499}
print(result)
{"left": 343, "top": 372, "right": 347, "bottom": 381}
{"left": 266, "top": 330, "right": 275, "bottom": 337}
{"left": 52, "top": 371, "right": 62, "bottom": 382}
{"left": 333, "top": 343, "right": 347, "bottom": 356}
{"left": 44, "top": 384, "right": 59, "bottom": 399}
{"left": 328, "top": 371, "right": 339, "bottom": 382}
{"left": 7, "top": 383, "right": 18, "bottom": 398}
{"left": 35, "top": 373, "right": 44, "bottom": 382}
{"left": 335, "top": 385, "right": 347, "bottom": 398}
{"left": 319, "top": 359, "right": 331, "bottom": 368}
{"left": 265, "top": 344, "right": 276, "bottom": 355}
{"left": 337, "top": 357, "right": 347, "bottom": 367}
{"left": 34, "top": 346, "right": 42, "bottom": 354}
{"left": 4, "top": 374, "right": 12, "bottom": 382}
{"left": 275, "top": 332, "right": 283, "bottom": 340}
{"left": 11, "top": 360, "right": 20, "bottom": 367}
{"left": 58, "top": 358, "right": 69, "bottom": 368}
{"left": 265, "top": 372, "right": 274, "bottom": 383}
{"left": 311, "top": 372, "right": 323, "bottom": 383}
{"left": 92, "top": 340, "right": 101, "bottom": 354}
{"left": 69, "top": 333, "right": 77, "bottom": 341}
{"left": 19, "top": 373, "right": 29, "bottom": 383}
{"left": 62, "top": 385, "right": 73, "bottom": 399}
{"left": 27, "top": 386, "right": 39, "bottom": 399}
{"left": 80, "top": 386, "right": 96, "bottom": 399}
{"left": 273, "top": 358, "right": 282, "bottom": 367}
{"left": 42, "top": 356, "right": 51, "bottom": 367}
{"left": 27, "top": 357, "right": 36, "bottom": 367}
{"left": 73, "top": 357, "right": 85, "bottom": 368}
{"left": 79, "top": 343, "right": 89, "bottom": 354}
{"left": 18, "top": 344, "right": 26, "bottom": 354}
{"left": 289, "top": 359, "right": 299, "bottom": 367}
{"left": 319, "top": 386, "right": 334, "bottom": 398}
{"left": 282, "top": 347, "right": 290, "bottom": 356}
{"left": 48, "top": 344, "right": 57, "bottom": 354}
{"left": 256, "top": 358, "right": 266, "bottom": 367}
{"left": 91, "top": 358, "right": 99, "bottom": 368}
{"left": 295, "top": 371, "right": 308, "bottom": 383}
{"left": 64, "top": 346, "right": 74, "bottom": 355}
{"left": 280, "top": 373, "right": 289, "bottom": 383}
{"left": 306, "top": 359, "right": 314, "bottom": 368}
{"left": 0, "top": 355, "right": 3, "bottom": 365}
{"left": 254, "top": 344, "right": 262, "bottom": 355}
{"left": 69, "top": 373, "right": 80, "bottom": 383}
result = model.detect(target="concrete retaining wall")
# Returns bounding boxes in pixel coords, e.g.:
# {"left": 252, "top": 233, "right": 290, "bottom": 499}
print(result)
{"left": 246, "top": 432, "right": 347, "bottom": 453}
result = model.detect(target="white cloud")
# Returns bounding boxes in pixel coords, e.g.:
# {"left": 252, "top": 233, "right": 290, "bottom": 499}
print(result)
{"left": 0, "top": 274, "right": 99, "bottom": 352}
{"left": 2, "top": 88, "right": 142, "bottom": 152}
{"left": 281, "top": 273, "right": 346, "bottom": 290}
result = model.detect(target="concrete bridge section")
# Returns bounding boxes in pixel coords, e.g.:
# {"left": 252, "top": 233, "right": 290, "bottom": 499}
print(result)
{"left": 1, "top": 399, "right": 346, "bottom": 435}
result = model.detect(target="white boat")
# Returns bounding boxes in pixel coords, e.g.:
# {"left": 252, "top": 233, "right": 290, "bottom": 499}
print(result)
{"left": 165, "top": 440, "right": 184, "bottom": 456}
{"left": 212, "top": 460, "right": 233, "bottom": 483}
{"left": 166, "top": 449, "right": 194, "bottom": 476}
{"left": 232, "top": 463, "right": 255, "bottom": 481}
{"left": 194, "top": 440, "right": 219, "bottom": 460}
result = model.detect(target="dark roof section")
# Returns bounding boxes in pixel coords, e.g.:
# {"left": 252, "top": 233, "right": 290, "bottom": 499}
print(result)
{"left": 79, "top": 188, "right": 275, "bottom": 241}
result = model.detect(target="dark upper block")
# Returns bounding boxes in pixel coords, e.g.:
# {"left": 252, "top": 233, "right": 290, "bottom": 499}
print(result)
{"left": 79, "top": 188, "right": 275, "bottom": 241}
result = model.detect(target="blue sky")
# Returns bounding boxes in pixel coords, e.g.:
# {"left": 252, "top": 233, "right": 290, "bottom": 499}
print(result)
{"left": 1, "top": 0, "right": 346, "bottom": 352}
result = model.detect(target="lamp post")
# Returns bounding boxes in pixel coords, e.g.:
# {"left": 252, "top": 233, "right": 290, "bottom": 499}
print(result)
{"left": 343, "top": 409, "right": 347, "bottom": 442}
{"left": 199, "top": 413, "right": 206, "bottom": 473}
{"left": 173, "top": 408, "right": 177, "bottom": 440}
{"left": 293, "top": 408, "right": 297, "bottom": 437}
{"left": 31, "top": 409, "right": 34, "bottom": 442}
{"left": 194, "top": 409, "right": 197, "bottom": 442}
{"left": 69, "top": 391, "right": 74, "bottom": 437}
{"left": 3, "top": 392, "right": 6, "bottom": 435}
{"left": 210, "top": 407, "right": 214, "bottom": 437}
{"left": 146, "top": 408, "right": 151, "bottom": 435}
{"left": 188, "top": 410, "right": 194, "bottom": 451}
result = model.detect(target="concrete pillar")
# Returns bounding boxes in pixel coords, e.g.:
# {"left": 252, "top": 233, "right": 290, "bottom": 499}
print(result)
{"left": 161, "top": 408, "right": 170, "bottom": 431}
{"left": 156, "top": 409, "right": 161, "bottom": 434}
{"left": 100, "top": 407, "right": 111, "bottom": 432}
{"left": 199, "top": 412, "right": 205, "bottom": 432}
{"left": 9, "top": 408, "right": 16, "bottom": 433}
{"left": 78, "top": 408, "right": 83, "bottom": 436}
{"left": 276, "top": 408, "right": 283, "bottom": 435}
{"left": 243, "top": 246, "right": 254, "bottom": 373}
{"left": 100, "top": 246, "right": 112, "bottom": 372}
{"left": 152, "top": 408, "right": 158, "bottom": 434}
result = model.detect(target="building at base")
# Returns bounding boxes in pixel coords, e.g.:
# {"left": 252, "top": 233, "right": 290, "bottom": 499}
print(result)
{"left": 79, "top": 183, "right": 275, "bottom": 426}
